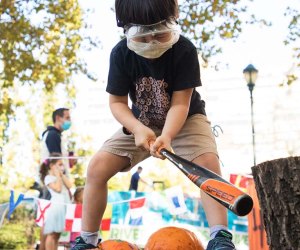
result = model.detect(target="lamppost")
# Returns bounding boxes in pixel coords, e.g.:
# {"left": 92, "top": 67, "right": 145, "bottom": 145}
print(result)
{"left": 243, "top": 64, "right": 258, "bottom": 166}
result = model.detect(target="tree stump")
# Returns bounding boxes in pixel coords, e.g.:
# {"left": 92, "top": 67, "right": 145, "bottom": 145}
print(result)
{"left": 247, "top": 179, "right": 269, "bottom": 250}
{"left": 251, "top": 157, "right": 300, "bottom": 249}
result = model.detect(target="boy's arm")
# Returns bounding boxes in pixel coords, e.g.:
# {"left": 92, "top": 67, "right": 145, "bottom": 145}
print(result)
{"left": 109, "top": 94, "right": 156, "bottom": 151}
{"left": 150, "top": 88, "right": 193, "bottom": 158}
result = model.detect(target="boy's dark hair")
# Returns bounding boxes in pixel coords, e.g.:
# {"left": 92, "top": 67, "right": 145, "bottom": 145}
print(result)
{"left": 115, "top": 0, "right": 178, "bottom": 27}
{"left": 52, "top": 108, "right": 69, "bottom": 123}
{"left": 138, "top": 166, "right": 143, "bottom": 170}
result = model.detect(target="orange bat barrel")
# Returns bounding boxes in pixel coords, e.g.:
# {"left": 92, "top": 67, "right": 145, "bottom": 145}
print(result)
{"left": 160, "top": 149, "right": 253, "bottom": 216}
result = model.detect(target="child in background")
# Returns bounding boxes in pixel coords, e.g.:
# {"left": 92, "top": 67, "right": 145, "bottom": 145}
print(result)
{"left": 40, "top": 153, "right": 72, "bottom": 250}
{"left": 73, "top": 187, "right": 84, "bottom": 204}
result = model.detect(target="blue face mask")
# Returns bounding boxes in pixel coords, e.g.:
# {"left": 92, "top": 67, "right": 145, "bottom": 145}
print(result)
{"left": 62, "top": 121, "right": 71, "bottom": 131}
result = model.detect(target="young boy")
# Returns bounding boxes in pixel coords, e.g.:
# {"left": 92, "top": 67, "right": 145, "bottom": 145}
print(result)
{"left": 72, "top": 0, "right": 236, "bottom": 249}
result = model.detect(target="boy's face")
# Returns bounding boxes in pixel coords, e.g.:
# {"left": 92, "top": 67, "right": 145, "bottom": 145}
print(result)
{"left": 124, "top": 19, "right": 180, "bottom": 59}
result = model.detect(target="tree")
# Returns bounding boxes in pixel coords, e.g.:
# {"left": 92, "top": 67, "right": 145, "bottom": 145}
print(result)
{"left": 0, "top": 0, "right": 97, "bottom": 165}
{"left": 179, "top": 0, "right": 299, "bottom": 81}
{"left": 284, "top": 6, "right": 300, "bottom": 85}
{"left": 252, "top": 157, "right": 300, "bottom": 249}
{"left": 179, "top": 0, "right": 249, "bottom": 63}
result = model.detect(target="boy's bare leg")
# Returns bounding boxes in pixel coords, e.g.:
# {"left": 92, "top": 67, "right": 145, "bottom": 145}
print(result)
{"left": 192, "top": 152, "right": 228, "bottom": 227}
{"left": 82, "top": 151, "right": 130, "bottom": 232}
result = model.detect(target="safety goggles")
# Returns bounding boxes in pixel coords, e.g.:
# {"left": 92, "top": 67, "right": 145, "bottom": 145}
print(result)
{"left": 124, "top": 18, "right": 180, "bottom": 43}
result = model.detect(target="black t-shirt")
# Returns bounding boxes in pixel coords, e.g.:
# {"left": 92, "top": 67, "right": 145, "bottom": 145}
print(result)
{"left": 107, "top": 35, "right": 206, "bottom": 129}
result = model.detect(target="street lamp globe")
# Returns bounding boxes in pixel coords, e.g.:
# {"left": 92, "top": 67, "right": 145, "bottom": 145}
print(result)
{"left": 243, "top": 64, "right": 258, "bottom": 92}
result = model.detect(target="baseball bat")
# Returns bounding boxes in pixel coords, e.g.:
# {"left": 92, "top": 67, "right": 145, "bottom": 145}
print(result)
{"left": 160, "top": 148, "right": 253, "bottom": 216}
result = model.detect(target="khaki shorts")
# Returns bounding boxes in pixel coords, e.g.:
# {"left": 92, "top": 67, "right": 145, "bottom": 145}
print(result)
{"left": 100, "top": 114, "right": 218, "bottom": 170}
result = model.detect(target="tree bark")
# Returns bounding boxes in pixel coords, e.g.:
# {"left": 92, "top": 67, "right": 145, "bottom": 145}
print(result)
{"left": 251, "top": 157, "right": 300, "bottom": 250}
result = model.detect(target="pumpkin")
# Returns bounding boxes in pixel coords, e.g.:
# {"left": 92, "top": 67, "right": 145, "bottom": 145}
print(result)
{"left": 99, "top": 239, "right": 140, "bottom": 250}
{"left": 144, "top": 226, "right": 204, "bottom": 250}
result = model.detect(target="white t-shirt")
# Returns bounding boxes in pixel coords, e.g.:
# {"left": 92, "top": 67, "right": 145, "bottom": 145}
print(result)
{"left": 44, "top": 175, "right": 71, "bottom": 204}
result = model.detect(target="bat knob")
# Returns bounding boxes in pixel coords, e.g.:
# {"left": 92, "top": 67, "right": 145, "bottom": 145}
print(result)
{"left": 233, "top": 194, "right": 254, "bottom": 216}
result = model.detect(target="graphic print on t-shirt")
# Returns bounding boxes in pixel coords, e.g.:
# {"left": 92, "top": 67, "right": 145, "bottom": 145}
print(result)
{"left": 135, "top": 76, "right": 170, "bottom": 129}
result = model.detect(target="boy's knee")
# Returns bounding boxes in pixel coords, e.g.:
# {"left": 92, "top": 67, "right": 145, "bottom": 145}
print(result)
{"left": 197, "top": 152, "right": 218, "bottom": 161}
{"left": 86, "top": 153, "right": 106, "bottom": 177}
{"left": 86, "top": 151, "right": 130, "bottom": 182}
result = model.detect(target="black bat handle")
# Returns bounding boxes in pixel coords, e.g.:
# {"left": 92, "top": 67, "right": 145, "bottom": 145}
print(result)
{"left": 160, "top": 148, "right": 189, "bottom": 174}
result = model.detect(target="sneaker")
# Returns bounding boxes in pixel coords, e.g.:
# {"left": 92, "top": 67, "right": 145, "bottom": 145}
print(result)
{"left": 71, "top": 236, "right": 101, "bottom": 250}
{"left": 206, "top": 230, "right": 236, "bottom": 250}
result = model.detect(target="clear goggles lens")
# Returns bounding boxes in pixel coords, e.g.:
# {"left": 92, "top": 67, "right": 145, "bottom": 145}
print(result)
{"left": 124, "top": 19, "right": 180, "bottom": 42}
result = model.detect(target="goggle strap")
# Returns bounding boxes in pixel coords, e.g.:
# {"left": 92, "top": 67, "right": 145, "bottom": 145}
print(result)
{"left": 124, "top": 17, "right": 177, "bottom": 32}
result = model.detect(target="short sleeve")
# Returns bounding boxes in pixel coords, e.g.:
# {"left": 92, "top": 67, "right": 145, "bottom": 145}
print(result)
{"left": 44, "top": 175, "right": 57, "bottom": 186}
{"left": 173, "top": 47, "right": 201, "bottom": 91}
{"left": 106, "top": 45, "right": 131, "bottom": 96}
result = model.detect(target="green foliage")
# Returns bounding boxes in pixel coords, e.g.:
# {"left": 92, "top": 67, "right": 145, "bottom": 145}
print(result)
{"left": 285, "top": 7, "right": 300, "bottom": 49}
{"left": 0, "top": 187, "right": 10, "bottom": 203}
{"left": 0, "top": 0, "right": 88, "bottom": 88}
{"left": 0, "top": 204, "right": 38, "bottom": 250}
{"left": 0, "top": 0, "right": 97, "bottom": 153}
{"left": 179, "top": 0, "right": 299, "bottom": 83}
{"left": 108, "top": 172, "right": 132, "bottom": 191}
{"left": 283, "top": 6, "right": 300, "bottom": 85}
{"left": 0, "top": 0, "right": 98, "bottom": 187}
{"left": 0, "top": 225, "right": 27, "bottom": 250}
{"left": 72, "top": 164, "right": 86, "bottom": 187}
{"left": 68, "top": 134, "right": 94, "bottom": 187}
{"left": 179, "top": 0, "right": 248, "bottom": 62}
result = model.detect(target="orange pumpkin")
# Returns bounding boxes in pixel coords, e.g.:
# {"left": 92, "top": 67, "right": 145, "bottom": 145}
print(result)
{"left": 99, "top": 239, "right": 140, "bottom": 250}
{"left": 144, "top": 226, "right": 204, "bottom": 250}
